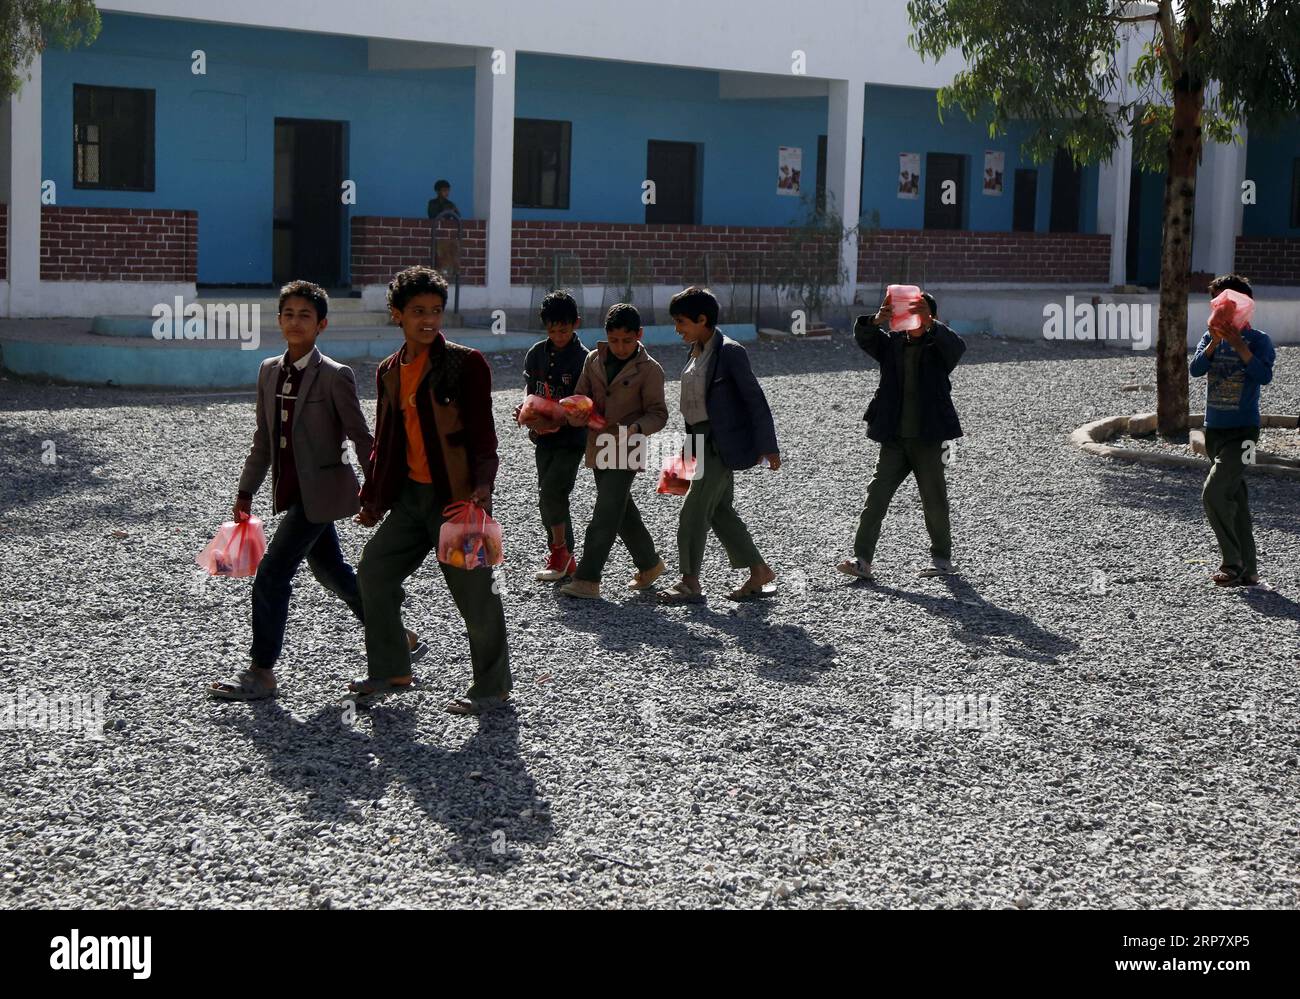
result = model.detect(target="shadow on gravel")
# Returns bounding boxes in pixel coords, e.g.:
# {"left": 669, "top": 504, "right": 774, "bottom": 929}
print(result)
{"left": 220, "top": 699, "right": 551, "bottom": 872}
{"left": 1095, "top": 463, "right": 1300, "bottom": 538}
{"left": 550, "top": 591, "right": 837, "bottom": 684}
{"left": 866, "top": 574, "right": 1077, "bottom": 665}
{"left": 1235, "top": 586, "right": 1300, "bottom": 628}
{"left": 0, "top": 420, "right": 113, "bottom": 530}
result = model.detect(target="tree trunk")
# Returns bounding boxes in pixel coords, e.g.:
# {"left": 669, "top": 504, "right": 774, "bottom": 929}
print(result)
{"left": 1155, "top": 30, "right": 1205, "bottom": 436}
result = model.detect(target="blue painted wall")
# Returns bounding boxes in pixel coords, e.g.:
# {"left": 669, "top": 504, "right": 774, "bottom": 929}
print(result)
{"left": 42, "top": 15, "right": 1107, "bottom": 286}
{"left": 862, "top": 85, "right": 1099, "bottom": 234}
{"left": 1243, "top": 121, "right": 1299, "bottom": 236}
{"left": 42, "top": 12, "right": 475, "bottom": 284}
{"left": 515, "top": 55, "right": 827, "bottom": 227}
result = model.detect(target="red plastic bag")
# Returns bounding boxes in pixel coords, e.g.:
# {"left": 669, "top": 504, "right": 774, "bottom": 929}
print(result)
{"left": 518, "top": 393, "right": 566, "bottom": 435}
{"left": 196, "top": 516, "right": 267, "bottom": 577}
{"left": 1209, "top": 289, "right": 1254, "bottom": 333}
{"left": 437, "top": 501, "right": 504, "bottom": 570}
{"left": 887, "top": 284, "right": 923, "bottom": 332}
{"left": 656, "top": 455, "right": 698, "bottom": 496}
{"left": 559, "top": 394, "right": 607, "bottom": 430}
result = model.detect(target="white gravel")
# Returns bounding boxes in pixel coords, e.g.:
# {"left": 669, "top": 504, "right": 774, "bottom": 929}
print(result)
{"left": 1, "top": 335, "right": 1298, "bottom": 909}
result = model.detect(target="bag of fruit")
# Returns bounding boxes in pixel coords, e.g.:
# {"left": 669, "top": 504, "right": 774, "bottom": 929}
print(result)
{"left": 196, "top": 516, "right": 267, "bottom": 577}
{"left": 558, "top": 394, "right": 607, "bottom": 430}
{"left": 437, "top": 501, "right": 504, "bottom": 570}
{"left": 1208, "top": 288, "right": 1254, "bottom": 333}
{"left": 656, "top": 454, "right": 698, "bottom": 496}
{"left": 517, "top": 392, "right": 567, "bottom": 433}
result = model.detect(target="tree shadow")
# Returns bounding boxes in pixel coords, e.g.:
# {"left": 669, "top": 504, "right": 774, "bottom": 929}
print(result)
{"left": 215, "top": 697, "right": 551, "bottom": 872}
{"left": 860, "top": 573, "right": 1078, "bottom": 665}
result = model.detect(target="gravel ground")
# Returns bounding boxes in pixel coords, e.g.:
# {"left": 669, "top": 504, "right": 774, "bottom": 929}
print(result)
{"left": 1, "top": 334, "right": 1298, "bottom": 910}
{"left": 1118, "top": 426, "right": 1300, "bottom": 461}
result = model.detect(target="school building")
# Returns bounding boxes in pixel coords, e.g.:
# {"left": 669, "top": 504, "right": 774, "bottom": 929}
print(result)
{"left": 0, "top": 0, "right": 1296, "bottom": 323}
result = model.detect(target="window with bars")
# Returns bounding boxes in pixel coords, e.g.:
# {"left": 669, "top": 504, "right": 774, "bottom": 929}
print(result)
{"left": 513, "top": 118, "right": 571, "bottom": 209}
{"left": 73, "top": 84, "right": 155, "bottom": 191}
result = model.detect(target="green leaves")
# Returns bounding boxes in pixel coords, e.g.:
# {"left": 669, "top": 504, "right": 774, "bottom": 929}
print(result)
{"left": 906, "top": 0, "right": 1300, "bottom": 168}
{"left": 0, "top": 0, "right": 101, "bottom": 100}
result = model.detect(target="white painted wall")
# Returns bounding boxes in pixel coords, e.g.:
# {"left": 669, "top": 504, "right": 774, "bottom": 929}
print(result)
{"left": 37, "top": 281, "right": 197, "bottom": 318}
{"left": 103, "top": 0, "right": 967, "bottom": 87}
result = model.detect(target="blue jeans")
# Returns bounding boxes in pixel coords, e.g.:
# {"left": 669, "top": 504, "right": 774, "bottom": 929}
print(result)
{"left": 250, "top": 504, "right": 364, "bottom": 668}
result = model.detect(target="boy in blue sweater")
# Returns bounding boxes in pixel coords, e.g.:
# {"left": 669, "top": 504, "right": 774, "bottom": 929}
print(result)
{"left": 1189, "top": 274, "right": 1276, "bottom": 587}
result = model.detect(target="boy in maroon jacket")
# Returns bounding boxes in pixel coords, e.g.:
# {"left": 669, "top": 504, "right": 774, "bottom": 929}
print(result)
{"left": 352, "top": 267, "right": 511, "bottom": 714}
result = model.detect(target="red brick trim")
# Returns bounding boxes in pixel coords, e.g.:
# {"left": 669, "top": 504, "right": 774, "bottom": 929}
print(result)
{"left": 349, "top": 217, "right": 1112, "bottom": 287}
{"left": 40, "top": 206, "right": 197, "bottom": 282}
{"left": 859, "top": 229, "right": 1111, "bottom": 284}
{"left": 350, "top": 216, "right": 486, "bottom": 286}
{"left": 1234, "top": 236, "right": 1300, "bottom": 286}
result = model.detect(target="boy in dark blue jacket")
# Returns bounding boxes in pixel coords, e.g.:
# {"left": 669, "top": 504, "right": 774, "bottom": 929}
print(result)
{"left": 839, "top": 290, "right": 965, "bottom": 582}
{"left": 1189, "top": 273, "right": 1276, "bottom": 587}
{"left": 662, "top": 286, "right": 781, "bottom": 603}
{"left": 515, "top": 291, "right": 590, "bottom": 581}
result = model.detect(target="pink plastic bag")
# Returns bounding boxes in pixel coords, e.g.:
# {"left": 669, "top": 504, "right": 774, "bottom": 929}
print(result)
{"left": 437, "top": 501, "right": 504, "bottom": 570}
{"left": 656, "top": 455, "right": 698, "bottom": 496}
{"left": 518, "top": 393, "right": 566, "bottom": 434}
{"left": 887, "top": 284, "right": 923, "bottom": 332}
{"left": 1209, "top": 289, "right": 1254, "bottom": 333}
{"left": 196, "top": 517, "right": 267, "bottom": 578}
{"left": 559, "top": 394, "right": 608, "bottom": 430}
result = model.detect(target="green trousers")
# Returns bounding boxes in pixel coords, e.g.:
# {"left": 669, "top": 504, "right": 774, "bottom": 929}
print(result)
{"left": 677, "top": 425, "right": 763, "bottom": 577}
{"left": 1202, "top": 426, "right": 1259, "bottom": 576}
{"left": 357, "top": 479, "right": 511, "bottom": 697}
{"left": 535, "top": 445, "right": 585, "bottom": 550}
{"left": 575, "top": 469, "right": 659, "bottom": 582}
{"left": 854, "top": 437, "right": 952, "bottom": 563}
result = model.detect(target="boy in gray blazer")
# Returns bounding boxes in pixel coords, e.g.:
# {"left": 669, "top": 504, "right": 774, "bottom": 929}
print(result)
{"left": 209, "top": 281, "right": 420, "bottom": 700}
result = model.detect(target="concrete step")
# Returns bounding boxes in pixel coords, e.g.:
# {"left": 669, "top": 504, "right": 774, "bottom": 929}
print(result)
{"left": 0, "top": 319, "right": 755, "bottom": 390}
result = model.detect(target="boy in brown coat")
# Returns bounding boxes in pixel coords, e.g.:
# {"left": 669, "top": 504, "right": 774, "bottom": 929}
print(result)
{"left": 559, "top": 304, "right": 669, "bottom": 600}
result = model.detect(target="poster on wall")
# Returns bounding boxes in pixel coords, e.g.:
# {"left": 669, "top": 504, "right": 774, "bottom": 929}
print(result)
{"left": 983, "top": 150, "right": 1005, "bottom": 195}
{"left": 897, "top": 152, "right": 920, "bottom": 199}
{"left": 777, "top": 146, "right": 802, "bottom": 196}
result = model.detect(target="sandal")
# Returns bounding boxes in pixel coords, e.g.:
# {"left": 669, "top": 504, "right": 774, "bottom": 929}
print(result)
{"left": 346, "top": 676, "right": 413, "bottom": 705}
{"left": 1212, "top": 568, "right": 1243, "bottom": 587}
{"left": 208, "top": 668, "right": 277, "bottom": 701}
{"left": 445, "top": 693, "right": 511, "bottom": 716}
{"left": 836, "top": 558, "right": 874, "bottom": 581}
{"left": 658, "top": 581, "right": 705, "bottom": 604}
{"left": 726, "top": 579, "right": 778, "bottom": 602}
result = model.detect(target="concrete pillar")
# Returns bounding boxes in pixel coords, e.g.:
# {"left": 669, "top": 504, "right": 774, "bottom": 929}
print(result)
{"left": 1096, "top": 130, "right": 1133, "bottom": 287}
{"left": 473, "top": 46, "right": 515, "bottom": 307}
{"left": 5, "top": 53, "right": 41, "bottom": 317}
{"left": 1192, "top": 123, "right": 1247, "bottom": 279}
{"left": 825, "top": 78, "right": 864, "bottom": 302}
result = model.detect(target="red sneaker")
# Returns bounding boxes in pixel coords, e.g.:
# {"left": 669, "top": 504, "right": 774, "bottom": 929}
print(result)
{"left": 535, "top": 545, "right": 576, "bottom": 582}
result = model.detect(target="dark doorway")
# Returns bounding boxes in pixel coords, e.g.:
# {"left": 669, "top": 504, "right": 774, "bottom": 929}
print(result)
{"left": 646, "top": 140, "right": 699, "bottom": 224}
{"left": 1126, "top": 164, "right": 1142, "bottom": 282}
{"left": 923, "top": 152, "right": 966, "bottom": 229}
{"left": 274, "top": 118, "right": 346, "bottom": 286}
{"left": 1049, "top": 147, "right": 1082, "bottom": 233}
{"left": 1012, "top": 168, "right": 1037, "bottom": 232}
